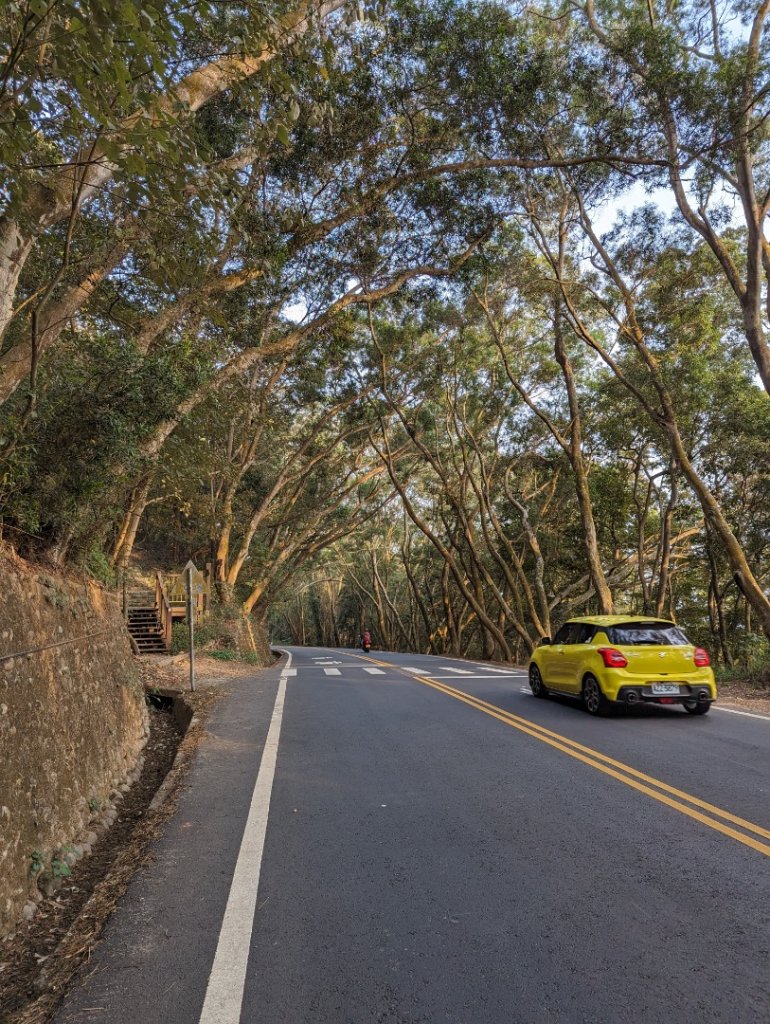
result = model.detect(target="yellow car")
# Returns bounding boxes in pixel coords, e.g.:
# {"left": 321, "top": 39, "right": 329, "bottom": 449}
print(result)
{"left": 528, "top": 616, "right": 716, "bottom": 716}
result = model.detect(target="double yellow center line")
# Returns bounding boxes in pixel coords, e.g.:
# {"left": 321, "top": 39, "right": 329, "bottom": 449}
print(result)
{"left": 353, "top": 654, "right": 770, "bottom": 858}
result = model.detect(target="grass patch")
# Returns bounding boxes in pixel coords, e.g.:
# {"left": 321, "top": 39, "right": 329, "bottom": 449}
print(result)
{"left": 168, "top": 606, "right": 268, "bottom": 663}
{"left": 171, "top": 620, "right": 235, "bottom": 655}
{"left": 206, "top": 649, "right": 261, "bottom": 665}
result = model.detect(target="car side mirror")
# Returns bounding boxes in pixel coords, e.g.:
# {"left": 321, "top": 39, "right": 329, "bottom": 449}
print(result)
{"left": 540, "top": 636, "right": 551, "bottom": 646}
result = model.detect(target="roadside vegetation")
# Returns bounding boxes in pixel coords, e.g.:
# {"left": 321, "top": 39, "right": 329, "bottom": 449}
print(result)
{"left": 1, "top": 0, "right": 769, "bottom": 671}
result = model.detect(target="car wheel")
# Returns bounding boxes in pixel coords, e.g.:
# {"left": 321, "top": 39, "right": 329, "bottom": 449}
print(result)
{"left": 683, "top": 700, "right": 711, "bottom": 715}
{"left": 529, "top": 664, "right": 548, "bottom": 699}
{"left": 582, "top": 674, "right": 607, "bottom": 716}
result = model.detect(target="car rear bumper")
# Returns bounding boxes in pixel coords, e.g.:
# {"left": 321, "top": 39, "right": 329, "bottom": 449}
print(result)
{"left": 615, "top": 683, "right": 715, "bottom": 707}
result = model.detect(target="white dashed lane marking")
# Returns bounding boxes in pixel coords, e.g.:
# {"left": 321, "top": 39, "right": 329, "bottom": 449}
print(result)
{"left": 376, "top": 663, "right": 528, "bottom": 681}
{"left": 281, "top": 668, "right": 297, "bottom": 677}
{"left": 363, "top": 667, "right": 385, "bottom": 675}
{"left": 323, "top": 668, "right": 341, "bottom": 676}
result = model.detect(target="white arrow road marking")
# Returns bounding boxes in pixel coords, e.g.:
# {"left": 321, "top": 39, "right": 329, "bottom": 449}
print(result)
{"left": 198, "top": 672, "right": 287, "bottom": 1024}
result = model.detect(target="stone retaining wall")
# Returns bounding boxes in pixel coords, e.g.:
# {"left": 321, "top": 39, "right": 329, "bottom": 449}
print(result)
{"left": 0, "top": 547, "right": 147, "bottom": 936}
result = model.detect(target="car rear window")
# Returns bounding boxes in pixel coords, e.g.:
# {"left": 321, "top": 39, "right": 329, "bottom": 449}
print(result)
{"left": 553, "top": 623, "right": 596, "bottom": 644}
{"left": 606, "top": 622, "right": 689, "bottom": 646}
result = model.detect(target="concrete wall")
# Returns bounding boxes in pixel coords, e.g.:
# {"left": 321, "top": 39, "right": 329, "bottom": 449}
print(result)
{"left": 0, "top": 547, "right": 147, "bottom": 936}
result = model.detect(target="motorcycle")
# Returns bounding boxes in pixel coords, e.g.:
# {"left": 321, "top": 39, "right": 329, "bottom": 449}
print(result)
{"left": 362, "top": 642, "right": 371, "bottom": 653}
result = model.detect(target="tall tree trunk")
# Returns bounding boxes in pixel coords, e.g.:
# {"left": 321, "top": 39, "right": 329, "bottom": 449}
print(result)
{"left": 49, "top": 524, "right": 77, "bottom": 567}
{"left": 504, "top": 476, "right": 552, "bottom": 636}
{"left": 441, "top": 562, "right": 461, "bottom": 655}
{"left": 655, "top": 463, "right": 678, "bottom": 617}
{"left": 552, "top": 259, "right": 613, "bottom": 614}
{"left": 704, "top": 525, "right": 734, "bottom": 666}
{"left": 401, "top": 534, "right": 436, "bottom": 653}
{"left": 111, "top": 475, "right": 152, "bottom": 569}
{"left": 631, "top": 457, "right": 652, "bottom": 614}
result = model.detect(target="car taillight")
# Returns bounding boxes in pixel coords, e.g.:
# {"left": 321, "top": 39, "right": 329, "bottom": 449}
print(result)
{"left": 694, "top": 648, "right": 710, "bottom": 667}
{"left": 598, "top": 647, "right": 628, "bottom": 668}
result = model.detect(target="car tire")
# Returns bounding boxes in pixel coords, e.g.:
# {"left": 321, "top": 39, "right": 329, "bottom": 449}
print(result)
{"left": 683, "top": 700, "right": 711, "bottom": 715}
{"left": 582, "top": 674, "right": 608, "bottom": 716}
{"left": 529, "top": 664, "right": 548, "bottom": 699}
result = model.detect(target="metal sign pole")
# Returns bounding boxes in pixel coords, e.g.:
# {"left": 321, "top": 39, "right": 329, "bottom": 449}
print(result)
{"left": 186, "top": 565, "right": 195, "bottom": 692}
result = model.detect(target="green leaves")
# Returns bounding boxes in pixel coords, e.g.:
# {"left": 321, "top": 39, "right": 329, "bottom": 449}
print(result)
{"left": 276, "top": 122, "right": 291, "bottom": 146}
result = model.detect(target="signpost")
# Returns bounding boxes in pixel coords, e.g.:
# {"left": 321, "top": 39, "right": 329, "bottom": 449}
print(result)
{"left": 185, "top": 564, "right": 196, "bottom": 692}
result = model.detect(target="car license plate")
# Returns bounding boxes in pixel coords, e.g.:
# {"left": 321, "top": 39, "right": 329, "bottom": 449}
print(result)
{"left": 651, "top": 683, "right": 680, "bottom": 695}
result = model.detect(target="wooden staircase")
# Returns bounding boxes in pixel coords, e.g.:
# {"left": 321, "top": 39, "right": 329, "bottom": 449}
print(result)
{"left": 126, "top": 587, "right": 168, "bottom": 655}
{"left": 124, "top": 564, "right": 210, "bottom": 656}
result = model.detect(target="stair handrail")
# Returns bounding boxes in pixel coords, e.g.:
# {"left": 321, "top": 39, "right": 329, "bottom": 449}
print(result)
{"left": 155, "top": 571, "right": 173, "bottom": 651}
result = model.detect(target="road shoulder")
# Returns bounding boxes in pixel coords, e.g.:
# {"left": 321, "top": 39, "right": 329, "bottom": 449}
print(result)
{"left": 48, "top": 657, "right": 286, "bottom": 1024}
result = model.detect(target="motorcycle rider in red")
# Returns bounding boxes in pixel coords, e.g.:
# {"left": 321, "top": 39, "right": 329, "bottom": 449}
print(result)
{"left": 362, "top": 630, "right": 372, "bottom": 652}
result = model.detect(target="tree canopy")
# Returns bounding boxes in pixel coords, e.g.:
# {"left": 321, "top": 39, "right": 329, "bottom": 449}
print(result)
{"left": 2, "top": 0, "right": 769, "bottom": 664}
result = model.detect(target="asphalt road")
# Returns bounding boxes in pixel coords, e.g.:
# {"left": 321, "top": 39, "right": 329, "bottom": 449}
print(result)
{"left": 54, "top": 646, "right": 770, "bottom": 1024}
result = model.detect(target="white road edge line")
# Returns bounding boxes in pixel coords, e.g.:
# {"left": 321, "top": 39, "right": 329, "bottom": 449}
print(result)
{"left": 198, "top": 664, "right": 288, "bottom": 1024}
{"left": 514, "top": 687, "right": 769, "bottom": 721}
{"left": 713, "top": 705, "right": 770, "bottom": 721}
